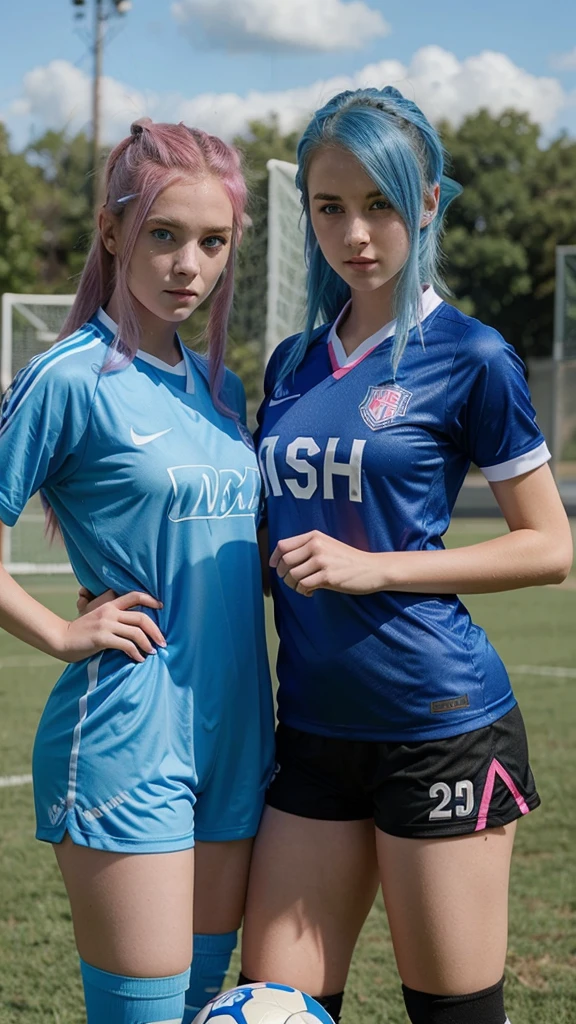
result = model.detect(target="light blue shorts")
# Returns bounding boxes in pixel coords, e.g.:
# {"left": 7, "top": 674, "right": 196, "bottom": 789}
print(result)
{"left": 33, "top": 647, "right": 275, "bottom": 853}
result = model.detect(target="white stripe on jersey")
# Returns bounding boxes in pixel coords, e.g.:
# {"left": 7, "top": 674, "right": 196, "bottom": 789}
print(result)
{"left": 481, "top": 441, "right": 551, "bottom": 482}
{"left": 6, "top": 326, "right": 96, "bottom": 410}
{"left": 4, "top": 335, "right": 103, "bottom": 423}
{"left": 66, "top": 653, "right": 102, "bottom": 810}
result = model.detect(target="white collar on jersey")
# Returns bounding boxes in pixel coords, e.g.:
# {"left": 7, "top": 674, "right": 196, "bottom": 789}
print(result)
{"left": 95, "top": 306, "right": 194, "bottom": 393}
{"left": 328, "top": 286, "right": 444, "bottom": 369}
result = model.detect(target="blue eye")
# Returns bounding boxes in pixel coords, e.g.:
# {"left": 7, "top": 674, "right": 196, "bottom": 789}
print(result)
{"left": 319, "top": 204, "right": 342, "bottom": 215}
{"left": 203, "top": 236, "right": 227, "bottom": 250}
{"left": 151, "top": 228, "right": 174, "bottom": 242}
{"left": 371, "top": 199, "right": 391, "bottom": 211}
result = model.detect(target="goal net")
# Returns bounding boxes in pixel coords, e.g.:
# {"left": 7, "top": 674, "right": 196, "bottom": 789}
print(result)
{"left": 0, "top": 162, "right": 308, "bottom": 574}
{"left": 527, "top": 246, "right": 576, "bottom": 493}
{"left": 1, "top": 294, "right": 75, "bottom": 574}
{"left": 553, "top": 246, "right": 576, "bottom": 482}
{"left": 265, "top": 159, "right": 307, "bottom": 360}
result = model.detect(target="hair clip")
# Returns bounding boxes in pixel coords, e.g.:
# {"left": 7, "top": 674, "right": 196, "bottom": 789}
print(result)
{"left": 130, "top": 118, "right": 152, "bottom": 138}
{"left": 116, "top": 193, "right": 139, "bottom": 205}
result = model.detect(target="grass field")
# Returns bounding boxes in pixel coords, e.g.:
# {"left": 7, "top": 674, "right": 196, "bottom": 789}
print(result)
{"left": 0, "top": 520, "right": 575, "bottom": 1023}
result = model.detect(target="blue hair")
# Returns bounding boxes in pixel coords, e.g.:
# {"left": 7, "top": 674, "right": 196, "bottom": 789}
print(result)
{"left": 278, "top": 87, "right": 462, "bottom": 382}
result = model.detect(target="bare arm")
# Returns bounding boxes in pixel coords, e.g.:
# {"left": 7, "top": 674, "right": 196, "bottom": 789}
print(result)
{"left": 271, "top": 465, "right": 573, "bottom": 597}
{"left": 0, "top": 562, "right": 166, "bottom": 663}
{"left": 377, "top": 464, "right": 572, "bottom": 593}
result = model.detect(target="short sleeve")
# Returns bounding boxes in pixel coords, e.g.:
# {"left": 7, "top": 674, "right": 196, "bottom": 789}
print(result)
{"left": 446, "top": 326, "right": 550, "bottom": 482}
{"left": 0, "top": 359, "right": 93, "bottom": 525}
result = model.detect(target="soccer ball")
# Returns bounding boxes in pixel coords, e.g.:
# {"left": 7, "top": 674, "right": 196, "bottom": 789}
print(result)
{"left": 192, "top": 983, "right": 335, "bottom": 1024}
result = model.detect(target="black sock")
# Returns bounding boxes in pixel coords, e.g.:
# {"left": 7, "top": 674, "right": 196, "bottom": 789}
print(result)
{"left": 313, "top": 991, "right": 344, "bottom": 1022}
{"left": 402, "top": 977, "right": 506, "bottom": 1024}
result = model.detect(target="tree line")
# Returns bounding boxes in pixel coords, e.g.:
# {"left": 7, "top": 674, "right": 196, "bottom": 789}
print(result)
{"left": 1, "top": 108, "right": 575, "bottom": 402}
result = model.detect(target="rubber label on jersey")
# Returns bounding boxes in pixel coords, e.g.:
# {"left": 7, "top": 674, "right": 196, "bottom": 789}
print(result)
{"left": 47, "top": 797, "right": 67, "bottom": 827}
{"left": 430, "top": 695, "right": 470, "bottom": 713}
{"left": 359, "top": 384, "right": 412, "bottom": 429}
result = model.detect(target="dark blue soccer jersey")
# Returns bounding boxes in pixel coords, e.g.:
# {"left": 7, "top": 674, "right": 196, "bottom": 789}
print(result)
{"left": 257, "top": 291, "right": 550, "bottom": 741}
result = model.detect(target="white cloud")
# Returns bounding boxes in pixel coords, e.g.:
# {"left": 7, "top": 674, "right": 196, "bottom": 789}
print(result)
{"left": 171, "top": 0, "right": 389, "bottom": 53}
{"left": 166, "top": 46, "right": 567, "bottom": 138}
{"left": 401, "top": 46, "right": 565, "bottom": 129}
{"left": 10, "top": 59, "right": 150, "bottom": 141}
{"left": 6, "top": 47, "right": 568, "bottom": 148}
{"left": 551, "top": 48, "right": 576, "bottom": 72}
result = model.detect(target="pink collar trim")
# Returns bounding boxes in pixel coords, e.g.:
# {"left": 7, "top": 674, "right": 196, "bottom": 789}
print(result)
{"left": 327, "top": 287, "right": 444, "bottom": 378}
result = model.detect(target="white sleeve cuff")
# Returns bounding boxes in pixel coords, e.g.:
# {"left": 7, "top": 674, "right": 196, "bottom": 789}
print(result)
{"left": 480, "top": 441, "right": 551, "bottom": 482}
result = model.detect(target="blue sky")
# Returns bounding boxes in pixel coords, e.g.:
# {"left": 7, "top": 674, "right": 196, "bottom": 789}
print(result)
{"left": 1, "top": 0, "right": 575, "bottom": 148}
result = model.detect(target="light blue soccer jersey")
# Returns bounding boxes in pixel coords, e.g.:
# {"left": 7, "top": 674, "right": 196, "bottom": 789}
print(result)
{"left": 0, "top": 308, "right": 274, "bottom": 852}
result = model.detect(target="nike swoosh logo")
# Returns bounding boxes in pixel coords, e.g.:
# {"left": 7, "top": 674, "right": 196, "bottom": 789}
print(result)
{"left": 130, "top": 427, "right": 173, "bottom": 446}
{"left": 269, "top": 394, "right": 302, "bottom": 407}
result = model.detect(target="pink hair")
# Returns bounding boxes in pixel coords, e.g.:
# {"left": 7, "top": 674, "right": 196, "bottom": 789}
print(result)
{"left": 59, "top": 118, "right": 247, "bottom": 410}
{"left": 44, "top": 120, "right": 247, "bottom": 539}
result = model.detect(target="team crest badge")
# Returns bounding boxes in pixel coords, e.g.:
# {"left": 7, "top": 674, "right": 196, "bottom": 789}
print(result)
{"left": 359, "top": 384, "right": 412, "bottom": 430}
{"left": 236, "top": 420, "right": 255, "bottom": 450}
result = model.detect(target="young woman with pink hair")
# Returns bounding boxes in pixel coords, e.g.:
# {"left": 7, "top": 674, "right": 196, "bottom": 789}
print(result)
{"left": 0, "top": 119, "right": 274, "bottom": 1024}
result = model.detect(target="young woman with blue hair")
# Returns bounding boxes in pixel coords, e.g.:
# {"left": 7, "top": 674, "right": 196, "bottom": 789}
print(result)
{"left": 239, "top": 88, "right": 573, "bottom": 1024}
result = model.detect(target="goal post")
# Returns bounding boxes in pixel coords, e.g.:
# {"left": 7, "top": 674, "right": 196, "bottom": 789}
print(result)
{"left": 550, "top": 246, "right": 576, "bottom": 479}
{"left": 1, "top": 293, "right": 75, "bottom": 574}
{"left": 265, "top": 159, "right": 307, "bottom": 361}
{"left": 0, "top": 162, "right": 308, "bottom": 573}
{"left": 1, "top": 293, "right": 76, "bottom": 393}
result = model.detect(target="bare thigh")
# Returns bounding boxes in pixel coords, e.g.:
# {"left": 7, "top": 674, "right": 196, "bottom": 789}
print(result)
{"left": 377, "top": 822, "right": 516, "bottom": 994}
{"left": 194, "top": 838, "right": 254, "bottom": 933}
{"left": 241, "top": 808, "right": 379, "bottom": 996}
{"left": 54, "top": 835, "right": 194, "bottom": 977}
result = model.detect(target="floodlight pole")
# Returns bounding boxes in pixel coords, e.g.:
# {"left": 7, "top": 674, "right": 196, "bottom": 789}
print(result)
{"left": 71, "top": 1, "right": 132, "bottom": 210}
{"left": 92, "top": 0, "right": 105, "bottom": 209}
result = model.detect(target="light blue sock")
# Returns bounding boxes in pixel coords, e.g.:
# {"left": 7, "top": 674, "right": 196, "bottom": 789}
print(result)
{"left": 80, "top": 958, "right": 189, "bottom": 1024}
{"left": 183, "top": 931, "right": 238, "bottom": 1023}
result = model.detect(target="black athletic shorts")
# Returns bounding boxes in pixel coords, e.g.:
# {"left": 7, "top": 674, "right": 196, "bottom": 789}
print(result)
{"left": 266, "top": 705, "right": 540, "bottom": 838}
